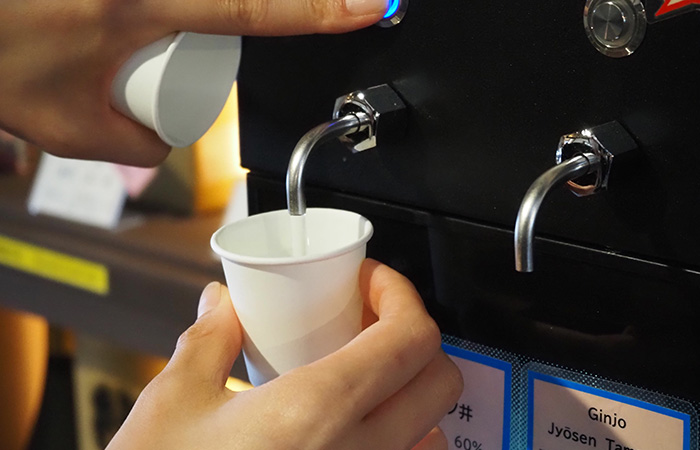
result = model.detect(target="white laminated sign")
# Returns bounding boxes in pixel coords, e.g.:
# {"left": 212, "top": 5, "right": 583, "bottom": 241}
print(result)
{"left": 528, "top": 371, "right": 691, "bottom": 450}
{"left": 440, "top": 344, "right": 512, "bottom": 450}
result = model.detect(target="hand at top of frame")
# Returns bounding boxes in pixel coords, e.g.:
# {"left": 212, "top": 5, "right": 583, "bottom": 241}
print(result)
{"left": 0, "top": 0, "right": 389, "bottom": 166}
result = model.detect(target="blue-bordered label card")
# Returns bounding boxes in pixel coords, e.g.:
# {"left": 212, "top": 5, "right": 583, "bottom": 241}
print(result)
{"left": 440, "top": 342, "right": 513, "bottom": 450}
{"left": 527, "top": 366, "right": 694, "bottom": 450}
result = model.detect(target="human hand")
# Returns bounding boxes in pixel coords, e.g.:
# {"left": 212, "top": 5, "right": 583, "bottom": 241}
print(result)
{"left": 107, "top": 259, "right": 463, "bottom": 449}
{"left": 0, "top": 0, "right": 390, "bottom": 166}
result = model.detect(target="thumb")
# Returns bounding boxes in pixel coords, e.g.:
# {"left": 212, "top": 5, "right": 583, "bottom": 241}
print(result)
{"left": 412, "top": 427, "right": 448, "bottom": 450}
{"left": 152, "top": 0, "right": 391, "bottom": 36}
{"left": 164, "top": 282, "right": 243, "bottom": 391}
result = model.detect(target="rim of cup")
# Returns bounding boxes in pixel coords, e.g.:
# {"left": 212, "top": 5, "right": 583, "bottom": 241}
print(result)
{"left": 210, "top": 208, "right": 374, "bottom": 266}
{"left": 150, "top": 32, "right": 187, "bottom": 146}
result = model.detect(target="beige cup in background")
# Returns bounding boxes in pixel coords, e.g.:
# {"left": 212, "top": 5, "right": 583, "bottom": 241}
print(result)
{"left": 211, "top": 208, "right": 373, "bottom": 386}
{"left": 111, "top": 32, "right": 242, "bottom": 148}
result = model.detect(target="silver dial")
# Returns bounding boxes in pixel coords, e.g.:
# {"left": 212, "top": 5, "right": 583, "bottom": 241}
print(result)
{"left": 584, "top": 0, "right": 647, "bottom": 57}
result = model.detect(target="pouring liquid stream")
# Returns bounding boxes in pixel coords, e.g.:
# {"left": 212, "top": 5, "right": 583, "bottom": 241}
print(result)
{"left": 290, "top": 214, "right": 309, "bottom": 257}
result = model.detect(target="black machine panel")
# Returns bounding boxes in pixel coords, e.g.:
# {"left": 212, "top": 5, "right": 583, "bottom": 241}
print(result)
{"left": 239, "top": 1, "right": 700, "bottom": 268}
{"left": 237, "top": 0, "right": 700, "bottom": 435}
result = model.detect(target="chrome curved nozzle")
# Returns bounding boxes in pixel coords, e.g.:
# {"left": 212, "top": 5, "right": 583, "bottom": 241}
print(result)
{"left": 286, "top": 113, "right": 370, "bottom": 216}
{"left": 286, "top": 84, "right": 407, "bottom": 216}
{"left": 514, "top": 153, "right": 601, "bottom": 272}
{"left": 514, "top": 121, "right": 639, "bottom": 272}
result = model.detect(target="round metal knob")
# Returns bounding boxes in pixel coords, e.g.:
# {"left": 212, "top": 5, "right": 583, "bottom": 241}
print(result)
{"left": 591, "top": 2, "right": 627, "bottom": 42}
{"left": 584, "top": 0, "right": 647, "bottom": 58}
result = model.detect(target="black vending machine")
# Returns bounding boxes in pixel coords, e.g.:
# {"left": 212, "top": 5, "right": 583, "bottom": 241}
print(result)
{"left": 237, "top": 1, "right": 700, "bottom": 448}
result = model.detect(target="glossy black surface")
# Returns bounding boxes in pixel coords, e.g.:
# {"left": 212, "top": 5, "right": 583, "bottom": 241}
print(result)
{"left": 238, "top": 0, "right": 700, "bottom": 405}
{"left": 239, "top": 2, "right": 700, "bottom": 268}
{"left": 248, "top": 174, "right": 700, "bottom": 403}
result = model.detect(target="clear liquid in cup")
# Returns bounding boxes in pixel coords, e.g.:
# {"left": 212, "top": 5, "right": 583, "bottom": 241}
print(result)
{"left": 290, "top": 214, "right": 309, "bottom": 256}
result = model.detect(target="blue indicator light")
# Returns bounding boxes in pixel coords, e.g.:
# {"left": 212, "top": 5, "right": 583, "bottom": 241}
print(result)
{"left": 383, "top": 0, "right": 400, "bottom": 18}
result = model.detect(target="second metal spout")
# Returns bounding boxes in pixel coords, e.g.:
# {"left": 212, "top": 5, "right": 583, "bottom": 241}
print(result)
{"left": 514, "top": 153, "right": 601, "bottom": 272}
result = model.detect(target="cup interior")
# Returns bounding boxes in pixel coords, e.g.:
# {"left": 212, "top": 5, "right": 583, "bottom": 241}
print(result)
{"left": 211, "top": 208, "right": 373, "bottom": 265}
{"left": 154, "top": 33, "right": 242, "bottom": 147}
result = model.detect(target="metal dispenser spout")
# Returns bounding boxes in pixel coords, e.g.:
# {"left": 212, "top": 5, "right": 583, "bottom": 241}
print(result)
{"left": 286, "top": 84, "right": 407, "bottom": 216}
{"left": 514, "top": 154, "right": 601, "bottom": 272}
{"left": 514, "top": 121, "right": 638, "bottom": 272}
{"left": 286, "top": 114, "right": 371, "bottom": 216}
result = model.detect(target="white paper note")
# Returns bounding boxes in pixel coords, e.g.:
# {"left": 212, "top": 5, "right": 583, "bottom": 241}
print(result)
{"left": 28, "top": 153, "right": 127, "bottom": 229}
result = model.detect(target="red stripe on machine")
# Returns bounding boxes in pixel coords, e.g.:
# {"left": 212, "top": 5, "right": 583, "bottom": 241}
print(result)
{"left": 655, "top": 0, "right": 700, "bottom": 17}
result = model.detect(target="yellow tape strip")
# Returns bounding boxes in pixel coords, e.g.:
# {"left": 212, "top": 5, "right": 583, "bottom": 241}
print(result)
{"left": 0, "top": 234, "right": 109, "bottom": 295}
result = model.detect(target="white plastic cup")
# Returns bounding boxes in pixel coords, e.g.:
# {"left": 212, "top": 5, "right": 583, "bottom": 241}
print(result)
{"left": 211, "top": 208, "right": 373, "bottom": 386}
{"left": 111, "top": 32, "right": 242, "bottom": 148}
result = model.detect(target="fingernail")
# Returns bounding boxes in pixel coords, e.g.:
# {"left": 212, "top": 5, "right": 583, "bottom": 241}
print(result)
{"left": 345, "top": 0, "right": 388, "bottom": 16}
{"left": 198, "top": 282, "right": 223, "bottom": 317}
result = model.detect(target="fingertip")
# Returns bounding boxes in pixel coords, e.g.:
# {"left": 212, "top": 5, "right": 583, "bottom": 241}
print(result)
{"left": 361, "top": 258, "right": 411, "bottom": 286}
{"left": 359, "top": 258, "right": 396, "bottom": 290}
{"left": 361, "top": 257, "right": 381, "bottom": 270}
{"left": 198, "top": 281, "right": 224, "bottom": 318}
{"left": 359, "top": 258, "right": 383, "bottom": 308}
{"left": 124, "top": 140, "right": 172, "bottom": 167}
{"left": 344, "top": 0, "right": 389, "bottom": 17}
{"left": 413, "top": 426, "right": 448, "bottom": 450}
{"left": 359, "top": 258, "right": 381, "bottom": 285}
{"left": 438, "top": 350, "right": 465, "bottom": 406}
{"left": 111, "top": 131, "right": 172, "bottom": 168}
{"left": 158, "top": 0, "right": 389, "bottom": 36}
{"left": 360, "top": 259, "right": 421, "bottom": 317}
{"left": 164, "top": 282, "right": 240, "bottom": 391}
{"left": 101, "top": 108, "right": 172, "bottom": 167}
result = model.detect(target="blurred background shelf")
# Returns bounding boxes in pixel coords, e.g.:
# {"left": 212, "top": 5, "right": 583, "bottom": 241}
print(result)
{"left": 0, "top": 174, "right": 235, "bottom": 366}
